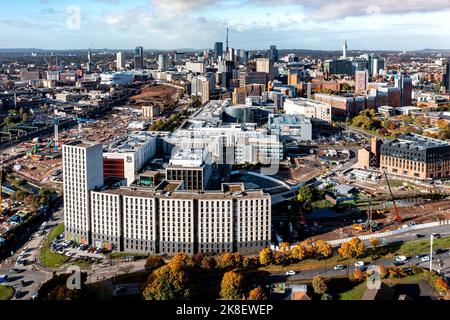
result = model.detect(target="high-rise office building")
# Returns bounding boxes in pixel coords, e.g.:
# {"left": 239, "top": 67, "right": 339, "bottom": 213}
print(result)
{"left": 63, "top": 141, "right": 104, "bottom": 244}
{"left": 395, "top": 75, "right": 413, "bottom": 107}
{"left": 256, "top": 58, "right": 274, "bottom": 83}
{"left": 372, "top": 57, "right": 385, "bottom": 76}
{"left": 220, "top": 60, "right": 234, "bottom": 90}
{"left": 191, "top": 76, "right": 211, "bottom": 104}
{"left": 268, "top": 45, "right": 279, "bottom": 62}
{"left": 324, "top": 59, "right": 353, "bottom": 75}
{"left": 134, "top": 46, "right": 144, "bottom": 69}
{"left": 214, "top": 42, "right": 223, "bottom": 60}
{"left": 116, "top": 52, "right": 125, "bottom": 70}
{"left": 444, "top": 60, "right": 450, "bottom": 92}
{"left": 158, "top": 54, "right": 168, "bottom": 71}
{"left": 355, "top": 70, "right": 369, "bottom": 94}
{"left": 87, "top": 49, "right": 93, "bottom": 73}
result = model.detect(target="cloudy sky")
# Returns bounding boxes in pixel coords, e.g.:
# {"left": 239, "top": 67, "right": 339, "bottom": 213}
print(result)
{"left": 1, "top": 0, "right": 450, "bottom": 50}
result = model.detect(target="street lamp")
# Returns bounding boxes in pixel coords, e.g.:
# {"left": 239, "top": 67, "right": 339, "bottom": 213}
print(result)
{"left": 429, "top": 234, "right": 434, "bottom": 272}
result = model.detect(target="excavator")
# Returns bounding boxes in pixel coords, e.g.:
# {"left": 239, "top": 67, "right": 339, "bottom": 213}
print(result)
{"left": 383, "top": 169, "right": 402, "bottom": 223}
{"left": 353, "top": 197, "right": 378, "bottom": 232}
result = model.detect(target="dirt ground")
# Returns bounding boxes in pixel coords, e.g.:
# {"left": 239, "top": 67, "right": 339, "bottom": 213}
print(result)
{"left": 129, "top": 85, "right": 178, "bottom": 105}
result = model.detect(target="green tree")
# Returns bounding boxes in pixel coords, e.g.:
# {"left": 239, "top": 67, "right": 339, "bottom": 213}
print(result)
{"left": 312, "top": 276, "right": 328, "bottom": 295}
{"left": 297, "top": 186, "right": 313, "bottom": 210}
{"left": 142, "top": 264, "right": 193, "bottom": 300}
{"left": 220, "top": 271, "right": 244, "bottom": 300}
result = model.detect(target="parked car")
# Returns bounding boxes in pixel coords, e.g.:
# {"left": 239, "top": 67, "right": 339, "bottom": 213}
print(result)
{"left": 32, "top": 294, "right": 39, "bottom": 300}
{"left": 395, "top": 256, "right": 407, "bottom": 262}
{"left": 9, "top": 268, "right": 23, "bottom": 274}
{"left": 416, "top": 253, "right": 426, "bottom": 259}
{"left": 433, "top": 249, "right": 444, "bottom": 255}
{"left": 393, "top": 261, "right": 404, "bottom": 266}
{"left": 432, "top": 233, "right": 441, "bottom": 239}
{"left": 334, "top": 265, "right": 346, "bottom": 270}
{"left": 354, "top": 261, "right": 365, "bottom": 267}
{"left": 14, "top": 290, "right": 22, "bottom": 299}
{"left": 421, "top": 256, "right": 430, "bottom": 262}
{"left": 285, "top": 270, "right": 296, "bottom": 276}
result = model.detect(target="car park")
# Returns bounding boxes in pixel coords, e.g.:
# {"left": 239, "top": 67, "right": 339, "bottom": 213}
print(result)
{"left": 285, "top": 270, "right": 296, "bottom": 276}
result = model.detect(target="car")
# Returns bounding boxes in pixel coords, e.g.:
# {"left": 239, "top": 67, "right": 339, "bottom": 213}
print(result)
{"left": 354, "top": 261, "right": 365, "bottom": 268}
{"left": 9, "top": 268, "right": 23, "bottom": 273}
{"left": 396, "top": 256, "right": 407, "bottom": 262}
{"left": 114, "top": 286, "right": 127, "bottom": 295}
{"left": 285, "top": 270, "right": 296, "bottom": 276}
{"left": 421, "top": 256, "right": 430, "bottom": 262}
{"left": 433, "top": 249, "right": 444, "bottom": 255}
{"left": 65, "top": 252, "right": 76, "bottom": 257}
{"left": 14, "top": 290, "right": 22, "bottom": 299}
{"left": 334, "top": 265, "right": 346, "bottom": 270}
{"left": 416, "top": 253, "right": 426, "bottom": 259}
{"left": 393, "top": 261, "right": 404, "bottom": 266}
{"left": 415, "top": 234, "right": 425, "bottom": 238}
{"left": 432, "top": 233, "right": 441, "bottom": 239}
{"left": 31, "top": 294, "right": 39, "bottom": 300}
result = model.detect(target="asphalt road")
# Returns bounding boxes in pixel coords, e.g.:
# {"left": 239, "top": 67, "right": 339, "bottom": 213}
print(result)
{"left": 1, "top": 210, "right": 449, "bottom": 300}
{"left": 271, "top": 224, "right": 450, "bottom": 283}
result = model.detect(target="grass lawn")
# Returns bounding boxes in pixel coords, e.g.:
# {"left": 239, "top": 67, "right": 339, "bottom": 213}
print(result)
{"left": 336, "top": 282, "right": 367, "bottom": 300}
{"left": 259, "top": 236, "right": 450, "bottom": 273}
{"left": 110, "top": 252, "right": 149, "bottom": 259}
{"left": 0, "top": 285, "right": 14, "bottom": 300}
{"left": 72, "top": 258, "right": 93, "bottom": 269}
{"left": 312, "top": 200, "right": 334, "bottom": 210}
{"left": 39, "top": 223, "right": 70, "bottom": 268}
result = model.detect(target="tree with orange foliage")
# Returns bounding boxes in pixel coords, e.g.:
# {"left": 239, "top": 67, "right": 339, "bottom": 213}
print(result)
{"left": 316, "top": 240, "right": 332, "bottom": 258}
{"left": 220, "top": 271, "right": 244, "bottom": 300}
{"left": 435, "top": 277, "right": 449, "bottom": 293}
{"left": 292, "top": 244, "right": 307, "bottom": 260}
{"left": 339, "top": 238, "right": 366, "bottom": 258}
{"left": 350, "top": 268, "right": 366, "bottom": 282}
{"left": 248, "top": 287, "right": 268, "bottom": 300}
{"left": 259, "top": 248, "right": 274, "bottom": 266}
{"left": 170, "top": 253, "right": 191, "bottom": 270}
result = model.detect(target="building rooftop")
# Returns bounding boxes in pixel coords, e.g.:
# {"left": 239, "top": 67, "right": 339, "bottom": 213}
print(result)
{"left": 387, "top": 133, "right": 450, "bottom": 151}
{"left": 168, "top": 148, "right": 210, "bottom": 168}
{"left": 64, "top": 140, "right": 100, "bottom": 149}
{"left": 106, "top": 132, "right": 154, "bottom": 153}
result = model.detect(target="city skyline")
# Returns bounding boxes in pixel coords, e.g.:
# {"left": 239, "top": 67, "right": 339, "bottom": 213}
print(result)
{"left": 1, "top": 0, "right": 450, "bottom": 51}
